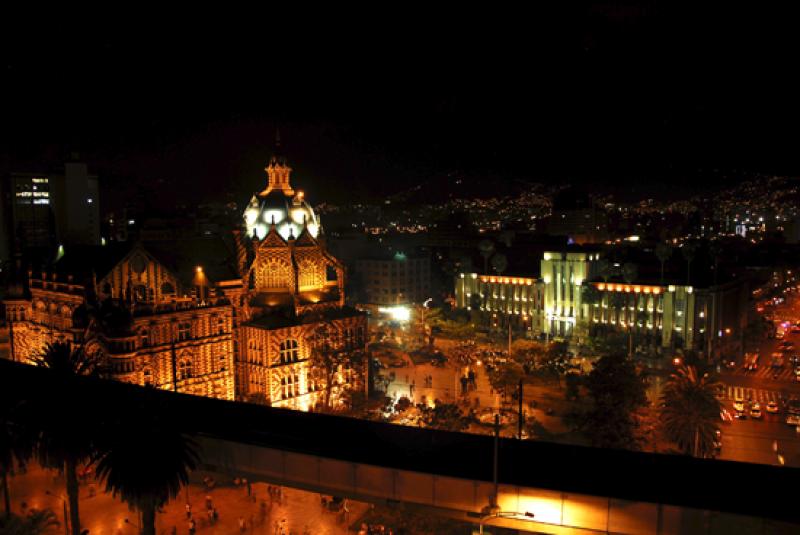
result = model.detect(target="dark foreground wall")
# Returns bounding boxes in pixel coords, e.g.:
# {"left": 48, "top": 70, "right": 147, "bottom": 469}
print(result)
{"left": 1, "top": 359, "right": 797, "bottom": 525}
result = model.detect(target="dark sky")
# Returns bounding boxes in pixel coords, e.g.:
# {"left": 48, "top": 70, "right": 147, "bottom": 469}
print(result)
{"left": 4, "top": 5, "right": 800, "bottom": 210}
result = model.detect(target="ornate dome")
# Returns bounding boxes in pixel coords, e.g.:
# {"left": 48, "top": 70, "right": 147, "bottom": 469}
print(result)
{"left": 243, "top": 156, "right": 320, "bottom": 241}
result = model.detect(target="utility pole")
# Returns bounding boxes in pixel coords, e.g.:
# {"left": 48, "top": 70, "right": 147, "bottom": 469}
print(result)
{"left": 518, "top": 379, "right": 524, "bottom": 440}
{"left": 492, "top": 414, "right": 500, "bottom": 509}
{"left": 171, "top": 321, "right": 178, "bottom": 392}
{"left": 507, "top": 320, "right": 512, "bottom": 357}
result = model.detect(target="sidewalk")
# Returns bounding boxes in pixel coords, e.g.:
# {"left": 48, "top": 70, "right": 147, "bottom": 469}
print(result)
{"left": 6, "top": 462, "right": 367, "bottom": 535}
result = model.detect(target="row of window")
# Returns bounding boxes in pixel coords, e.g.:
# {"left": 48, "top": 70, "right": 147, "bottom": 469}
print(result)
{"left": 141, "top": 354, "right": 228, "bottom": 385}
{"left": 137, "top": 317, "right": 228, "bottom": 347}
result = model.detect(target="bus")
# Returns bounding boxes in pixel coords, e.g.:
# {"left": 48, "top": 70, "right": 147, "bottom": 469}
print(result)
{"left": 743, "top": 352, "right": 759, "bottom": 371}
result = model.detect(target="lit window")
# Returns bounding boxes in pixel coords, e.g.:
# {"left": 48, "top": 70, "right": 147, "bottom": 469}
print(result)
{"left": 279, "top": 339, "right": 299, "bottom": 364}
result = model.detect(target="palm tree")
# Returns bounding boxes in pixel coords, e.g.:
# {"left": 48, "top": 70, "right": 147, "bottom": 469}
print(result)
{"left": 654, "top": 243, "right": 672, "bottom": 283}
{"left": 95, "top": 401, "right": 199, "bottom": 535}
{"left": 581, "top": 285, "right": 602, "bottom": 324}
{"left": 709, "top": 240, "right": 723, "bottom": 286}
{"left": 596, "top": 258, "right": 612, "bottom": 283}
{"left": 0, "top": 509, "right": 60, "bottom": 535}
{"left": 681, "top": 242, "right": 699, "bottom": 286}
{"left": 660, "top": 365, "right": 722, "bottom": 457}
{"left": 490, "top": 253, "right": 508, "bottom": 275}
{"left": 477, "top": 240, "right": 495, "bottom": 275}
{"left": 32, "top": 341, "right": 104, "bottom": 535}
{"left": 0, "top": 395, "right": 34, "bottom": 518}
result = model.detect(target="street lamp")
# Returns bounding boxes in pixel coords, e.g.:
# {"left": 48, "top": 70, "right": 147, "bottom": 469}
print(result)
{"left": 45, "top": 490, "right": 69, "bottom": 535}
{"left": 421, "top": 298, "right": 432, "bottom": 348}
{"left": 478, "top": 511, "right": 535, "bottom": 534}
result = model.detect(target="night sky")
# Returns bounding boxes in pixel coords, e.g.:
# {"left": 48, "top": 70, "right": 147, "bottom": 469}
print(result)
{"left": 4, "top": 5, "right": 800, "bottom": 210}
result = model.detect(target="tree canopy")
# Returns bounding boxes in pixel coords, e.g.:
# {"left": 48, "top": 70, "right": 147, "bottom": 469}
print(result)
{"left": 581, "top": 353, "right": 649, "bottom": 450}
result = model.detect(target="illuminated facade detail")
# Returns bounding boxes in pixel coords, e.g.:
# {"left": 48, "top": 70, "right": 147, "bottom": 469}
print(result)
{"left": 456, "top": 249, "right": 748, "bottom": 357}
{"left": 234, "top": 149, "right": 367, "bottom": 409}
{"left": 4, "top": 244, "right": 237, "bottom": 400}
{"left": 4, "top": 153, "right": 366, "bottom": 408}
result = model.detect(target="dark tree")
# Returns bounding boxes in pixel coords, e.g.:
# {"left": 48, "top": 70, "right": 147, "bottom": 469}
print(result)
{"left": 582, "top": 354, "right": 649, "bottom": 450}
{"left": 95, "top": 400, "right": 199, "bottom": 535}
{"left": 31, "top": 342, "right": 104, "bottom": 535}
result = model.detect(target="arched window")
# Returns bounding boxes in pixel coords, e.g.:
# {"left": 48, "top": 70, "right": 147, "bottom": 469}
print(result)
{"left": 143, "top": 367, "right": 153, "bottom": 386}
{"left": 279, "top": 339, "right": 299, "bottom": 364}
{"left": 178, "top": 359, "right": 193, "bottom": 380}
{"left": 298, "top": 260, "right": 319, "bottom": 288}
{"left": 263, "top": 261, "right": 290, "bottom": 289}
{"left": 134, "top": 285, "right": 148, "bottom": 302}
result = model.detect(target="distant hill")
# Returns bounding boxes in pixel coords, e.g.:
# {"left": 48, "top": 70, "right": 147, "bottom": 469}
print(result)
{"left": 385, "top": 170, "right": 550, "bottom": 205}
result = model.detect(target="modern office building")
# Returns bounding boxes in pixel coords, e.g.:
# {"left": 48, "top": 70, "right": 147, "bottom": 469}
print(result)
{"left": 1, "top": 160, "right": 100, "bottom": 263}
{"left": 356, "top": 252, "right": 431, "bottom": 306}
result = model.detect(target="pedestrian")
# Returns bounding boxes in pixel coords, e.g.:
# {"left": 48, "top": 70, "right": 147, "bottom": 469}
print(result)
{"left": 188, "top": 519, "right": 196, "bottom": 535}
{"left": 245, "top": 478, "right": 251, "bottom": 496}
{"left": 205, "top": 495, "right": 213, "bottom": 510}
{"left": 238, "top": 515, "right": 246, "bottom": 533}
{"left": 260, "top": 501, "right": 268, "bottom": 523}
{"left": 185, "top": 502, "right": 192, "bottom": 519}
{"left": 206, "top": 508, "right": 213, "bottom": 524}
{"left": 213, "top": 508, "right": 219, "bottom": 524}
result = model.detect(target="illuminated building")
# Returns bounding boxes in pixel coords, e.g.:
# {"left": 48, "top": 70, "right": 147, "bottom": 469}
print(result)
{"left": 456, "top": 250, "right": 749, "bottom": 357}
{"left": 3, "top": 149, "right": 367, "bottom": 409}
{"left": 234, "top": 147, "right": 367, "bottom": 409}
{"left": 455, "top": 273, "right": 544, "bottom": 336}
{"left": 4, "top": 241, "right": 237, "bottom": 400}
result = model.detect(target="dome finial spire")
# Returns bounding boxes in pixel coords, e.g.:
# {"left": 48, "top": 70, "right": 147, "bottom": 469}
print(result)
{"left": 259, "top": 127, "right": 294, "bottom": 197}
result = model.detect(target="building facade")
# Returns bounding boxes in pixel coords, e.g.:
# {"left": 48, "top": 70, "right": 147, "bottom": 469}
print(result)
{"left": 456, "top": 249, "right": 751, "bottom": 358}
{"left": 4, "top": 152, "right": 367, "bottom": 410}
{"left": 356, "top": 252, "right": 431, "bottom": 306}
{"left": 1, "top": 161, "right": 100, "bottom": 263}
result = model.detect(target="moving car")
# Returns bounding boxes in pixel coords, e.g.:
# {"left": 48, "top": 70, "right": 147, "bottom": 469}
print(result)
{"left": 750, "top": 403, "right": 762, "bottom": 419}
{"left": 733, "top": 393, "right": 745, "bottom": 413}
{"left": 767, "top": 400, "right": 779, "bottom": 413}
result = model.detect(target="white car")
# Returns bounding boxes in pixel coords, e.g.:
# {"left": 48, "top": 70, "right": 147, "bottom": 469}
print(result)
{"left": 750, "top": 403, "right": 762, "bottom": 419}
{"left": 767, "top": 401, "right": 779, "bottom": 414}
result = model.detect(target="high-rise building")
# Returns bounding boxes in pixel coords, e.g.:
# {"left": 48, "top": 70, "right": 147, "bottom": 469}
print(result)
{"left": 1, "top": 159, "right": 100, "bottom": 263}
